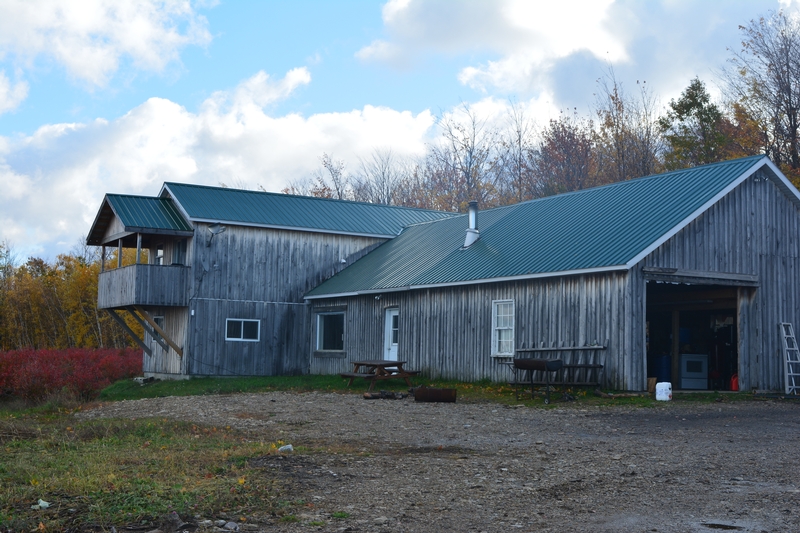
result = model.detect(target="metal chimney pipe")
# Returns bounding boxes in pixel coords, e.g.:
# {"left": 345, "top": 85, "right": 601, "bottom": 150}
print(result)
{"left": 464, "top": 201, "right": 480, "bottom": 247}
{"left": 468, "top": 201, "right": 478, "bottom": 230}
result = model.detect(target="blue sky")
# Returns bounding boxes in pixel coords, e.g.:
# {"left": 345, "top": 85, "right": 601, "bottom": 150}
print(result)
{"left": 0, "top": 0, "right": 795, "bottom": 260}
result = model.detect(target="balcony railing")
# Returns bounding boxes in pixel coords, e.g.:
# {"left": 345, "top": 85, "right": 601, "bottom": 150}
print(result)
{"left": 98, "top": 264, "right": 189, "bottom": 309}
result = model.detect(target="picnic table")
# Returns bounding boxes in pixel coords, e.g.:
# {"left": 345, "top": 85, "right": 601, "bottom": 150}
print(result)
{"left": 340, "top": 360, "right": 419, "bottom": 391}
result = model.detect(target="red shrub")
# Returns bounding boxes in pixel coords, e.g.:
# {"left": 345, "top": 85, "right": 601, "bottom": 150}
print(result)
{"left": 0, "top": 348, "right": 142, "bottom": 401}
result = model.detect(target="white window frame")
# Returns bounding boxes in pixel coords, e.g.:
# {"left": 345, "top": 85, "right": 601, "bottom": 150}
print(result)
{"left": 491, "top": 299, "right": 515, "bottom": 356}
{"left": 225, "top": 318, "right": 260, "bottom": 342}
{"left": 316, "top": 312, "right": 345, "bottom": 351}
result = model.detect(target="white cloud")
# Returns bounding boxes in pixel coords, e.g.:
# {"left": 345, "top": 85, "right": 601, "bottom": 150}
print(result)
{"left": 0, "top": 0, "right": 212, "bottom": 87}
{"left": 459, "top": 0, "right": 624, "bottom": 93}
{"left": 356, "top": 40, "right": 405, "bottom": 66}
{"left": 357, "top": 0, "right": 624, "bottom": 93}
{"left": 0, "top": 70, "right": 28, "bottom": 114}
{"left": 0, "top": 68, "right": 438, "bottom": 259}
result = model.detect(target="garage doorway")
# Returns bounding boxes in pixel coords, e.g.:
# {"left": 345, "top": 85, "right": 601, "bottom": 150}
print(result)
{"left": 646, "top": 282, "right": 739, "bottom": 391}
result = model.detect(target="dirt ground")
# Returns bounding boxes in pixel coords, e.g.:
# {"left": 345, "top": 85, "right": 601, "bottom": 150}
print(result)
{"left": 80, "top": 391, "right": 800, "bottom": 533}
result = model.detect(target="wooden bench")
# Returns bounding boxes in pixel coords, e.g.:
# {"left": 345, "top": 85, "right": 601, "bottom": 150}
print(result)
{"left": 507, "top": 363, "right": 604, "bottom": 386}
{"left": 340, "top": 372, "right": 377, "bottom": 381}
{"left": 506, "top": 343, "right": 607, "bottom": 400}
{"left": 340, "top": 360, "right": 419, "bottom": 391}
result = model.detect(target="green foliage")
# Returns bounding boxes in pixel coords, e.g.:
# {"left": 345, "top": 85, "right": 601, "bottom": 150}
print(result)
{"left": 659, "top": 77, "right": 730, "bottom": 169}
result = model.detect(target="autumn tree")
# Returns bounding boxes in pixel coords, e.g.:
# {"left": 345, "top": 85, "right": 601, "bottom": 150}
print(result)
{"left": 0, "top": 243, "right": 139, "bottom": 351}
{"left": 282, "top": 153, "right": 350, "bottom": 199}
{"left": 594, "top": 71, "right": 663, "bottom": 182}
{"left": 495, "top": 101, "right": 537, "bottom": 203}
{"left": 429, "top": 103, "right": 502, "bottom": 209}
{"left": 724, "top": 11, "right": 800, "bottom": 182}
{"left": 533, "top": 112, "right": 597, "bottom": 196}
{"left": 351, "top": 148, "right": 409, "bottom": 205}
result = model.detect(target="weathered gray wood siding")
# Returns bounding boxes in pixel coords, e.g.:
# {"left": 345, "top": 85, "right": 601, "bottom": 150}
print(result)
{"left": 311, "top": 271, "right": 637, "bottom": 389}
{"left": 186, "top": 224, "right": 383, "bottom": 376}
{"left": 638, "top": 170, "right": 800, "bottom": 390}
{"left": 142, "top": 306, "right": 188, "bottom": 375}
{"left": 98, "top": 264, "right": 190, "bottom": 308}
{"left": 102, "top": 216, "right": 127, "bottom": 242}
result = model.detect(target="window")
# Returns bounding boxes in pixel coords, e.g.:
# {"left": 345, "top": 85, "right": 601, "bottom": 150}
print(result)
{"left": 150, "top": 315, "right": 165, "bottom": 344}
{"left": 173, "top": 239, "right": 187, "bottom": 265}
{"left": 317, "top": 313, "right": 344, "bottom": 351}
{"left": 391, "top": 313, "right": 399, "bottom": 345}
{"left": 154, "top": 244, "right": 164, "bottom": 265}
{"left": 226, "top": 318, "right": 260, "bottom": 341}
{"left": 492, "top": 299, "right": 515, "bottom": 356}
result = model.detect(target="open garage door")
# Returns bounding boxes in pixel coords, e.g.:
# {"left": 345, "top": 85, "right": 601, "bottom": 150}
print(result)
{"left": 646, "top": 283, "right": 741, "bottom": 391}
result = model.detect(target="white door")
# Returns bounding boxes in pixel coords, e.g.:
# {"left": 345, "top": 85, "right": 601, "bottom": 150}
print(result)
{"left": 384, "top": 308, "right": 399, "bottom": 361}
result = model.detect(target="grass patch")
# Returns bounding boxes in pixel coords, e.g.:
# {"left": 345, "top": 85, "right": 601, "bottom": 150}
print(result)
{"left": 98, "top": 374, "right": 347, "bottom": 402}
{"left": 0, "top": 411, "right": 294, "bottom": 532}
{"left": 95, "top": 374, "right": 756, "bottom": 408}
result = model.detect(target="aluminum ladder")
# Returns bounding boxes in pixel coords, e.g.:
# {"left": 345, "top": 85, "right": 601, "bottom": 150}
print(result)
{"left": 780, "top": 323, "right": 800, "bottom": 395}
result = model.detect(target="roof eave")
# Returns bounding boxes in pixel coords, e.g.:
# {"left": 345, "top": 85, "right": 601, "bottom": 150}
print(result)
{"left": 86, "top": 195, "right": 114, "bottom": 246}
{"left": 185, "top": 217, "right": 397, "bottom": 239}
{"left": 304, "top": 264, "right": 629, "bottom": 300}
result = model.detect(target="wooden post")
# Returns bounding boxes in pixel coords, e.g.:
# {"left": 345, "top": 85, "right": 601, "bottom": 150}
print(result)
{"left": 117, "top": 239, "right": 123, "bottom": 268}
{"left": 671, "top": 309, "right": 680, "bottom": 388}
{"left": 136, "top": 233, "right": 142, "bottom": 264}
{"left": 100, "top": 245, "right": 105, "bottom": 272}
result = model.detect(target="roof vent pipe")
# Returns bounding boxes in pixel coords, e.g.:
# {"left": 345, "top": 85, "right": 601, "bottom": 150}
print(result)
{"left": 464, "top": 201, "right": 480, "bottom": 247}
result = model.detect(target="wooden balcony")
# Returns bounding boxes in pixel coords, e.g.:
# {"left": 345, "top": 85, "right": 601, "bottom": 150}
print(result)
{"left": 98, "top": 264, "right": 189, "bottom": 309}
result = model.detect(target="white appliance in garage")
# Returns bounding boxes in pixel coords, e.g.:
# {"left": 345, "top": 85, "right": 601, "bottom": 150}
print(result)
{"left": 680, "top": 353, "right": 709, "bottom": 389}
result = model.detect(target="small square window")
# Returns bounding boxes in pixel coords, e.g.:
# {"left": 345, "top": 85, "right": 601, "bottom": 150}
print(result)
{"left": 317, "top": 313, "right": 344, "bottom": 351}
{"left": 226, "top": 318, "right": 260, "bottom": 341}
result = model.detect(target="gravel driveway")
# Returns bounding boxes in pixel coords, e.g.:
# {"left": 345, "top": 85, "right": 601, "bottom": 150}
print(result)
{"left": 80, "top": 392, "right": 800, "bottom": 533}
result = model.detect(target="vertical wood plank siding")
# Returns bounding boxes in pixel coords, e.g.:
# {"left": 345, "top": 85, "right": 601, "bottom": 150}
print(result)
{"left": 142, "top": 307, "right": 188, "bottom": 375}
{"left": 311, "top": 271, "right": 635, "bottom": 388}
{"left": 313, "top": 170, "right": 800, "bottom": 391}
{"left": 639, "top": 171, "right": 800, "bottom": 391}
{"left": 102, "top": 216, "right": 126, "bottom": 241}
{"left": 185, "top": 224, "right": 384, "bottom": 376}
{"left": 98, "top": 265, "right": 189, "bottom": 308}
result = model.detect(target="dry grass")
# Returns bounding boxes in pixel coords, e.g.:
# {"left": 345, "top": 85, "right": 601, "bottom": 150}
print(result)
{"left": 0, "top": 412, "right": 294, "bottom": 532}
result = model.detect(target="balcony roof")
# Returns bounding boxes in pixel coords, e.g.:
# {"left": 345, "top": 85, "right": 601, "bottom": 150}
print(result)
{"left": 87, "top": 194, "right": 193, "bottom": 246}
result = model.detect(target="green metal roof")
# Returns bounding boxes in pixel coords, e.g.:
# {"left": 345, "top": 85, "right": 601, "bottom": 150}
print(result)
{"left": 307, "top": 156, "right": 787, "bottom": 297}
{"left": 86, "top": 195, "right": 193, "bottom": 245}
{"left": 162, "top": 182, "right": 456, "bottom": 237}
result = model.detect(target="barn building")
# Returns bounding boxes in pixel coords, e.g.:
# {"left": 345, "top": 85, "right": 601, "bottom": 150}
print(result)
{"left": 88, "top": 155, "right": 800, "bottom": 391}
{"left": 86, "top": 183, "right": 455, "bottom": 378}
{"left": 305, "top": 156, "right": 800, "bottom": 392}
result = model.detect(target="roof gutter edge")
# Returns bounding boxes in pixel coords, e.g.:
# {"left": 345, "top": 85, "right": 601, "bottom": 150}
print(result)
{"left": 304, "top": 264, "right": 629, "bottom": 300}
{"left": 187, "top": 217, "right": 397, "bottom": 239}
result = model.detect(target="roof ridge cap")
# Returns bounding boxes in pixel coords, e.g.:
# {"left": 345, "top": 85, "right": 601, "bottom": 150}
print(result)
{"left": 483, "top": 155, "right": 768, "bottom": 211}
{"left": 163, "top": 181, "right": 456, "bottom": 215}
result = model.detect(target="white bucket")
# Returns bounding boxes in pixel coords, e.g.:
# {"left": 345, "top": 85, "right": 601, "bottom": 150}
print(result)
{"left": 655, "top": 382, "right": 672, "bottom": 401}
